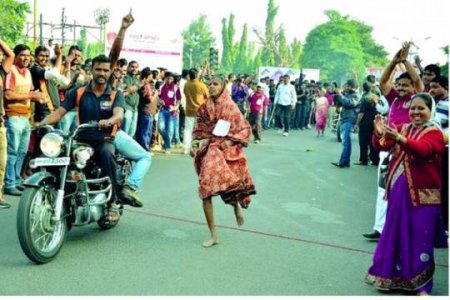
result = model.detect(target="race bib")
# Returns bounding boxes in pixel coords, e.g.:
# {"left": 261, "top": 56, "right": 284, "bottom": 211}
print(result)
{"left": 212, "top": 119, "right": 231, "bottom": 137}
{"left": 168, "top": 91, "right": 175, "bottom": 98}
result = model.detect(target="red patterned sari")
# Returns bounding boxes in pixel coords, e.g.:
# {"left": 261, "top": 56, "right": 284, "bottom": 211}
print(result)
{"left": 193, "top": 89, "right": 256, "bottom": 208}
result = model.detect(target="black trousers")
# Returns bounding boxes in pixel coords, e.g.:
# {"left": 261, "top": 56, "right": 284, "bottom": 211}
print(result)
{"left": 358, "top": 125, "right": 379, "bottom": 165}
{"left": 278, "top": 104, "right": 293, "bottom": 132}
{"left": 249, "top": 112, "right": 263, "bottom": 141}
{"left": 93, "top": 141, "right": 119, "bottom": 203}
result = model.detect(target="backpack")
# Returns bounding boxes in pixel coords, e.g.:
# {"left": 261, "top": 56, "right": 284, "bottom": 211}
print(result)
{"left": 75, "top": 85, "right": 120, "bottom": 138}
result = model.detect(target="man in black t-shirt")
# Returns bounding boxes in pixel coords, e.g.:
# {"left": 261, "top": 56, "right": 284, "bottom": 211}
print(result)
{"left": 37, "top": 55, "right": 126, "bottom": 221}
{"left": 354, "top": 82, "right": 379, "bottom": 165}
{"left": 30, "top": 45, "right": 63, "bottom": 123}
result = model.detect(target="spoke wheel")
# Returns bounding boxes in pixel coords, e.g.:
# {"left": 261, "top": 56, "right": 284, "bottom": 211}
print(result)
{"left": 17, "top": 186, "right": 68, "bottom": 264}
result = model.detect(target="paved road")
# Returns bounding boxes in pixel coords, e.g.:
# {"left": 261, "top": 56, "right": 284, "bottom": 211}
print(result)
{"left": 0, "top": 128, "right": 448, "bottom": 296}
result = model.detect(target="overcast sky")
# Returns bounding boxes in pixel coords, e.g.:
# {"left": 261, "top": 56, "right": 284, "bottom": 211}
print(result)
{"left": 25, "top": 0, "right": 449, "bottom": 65}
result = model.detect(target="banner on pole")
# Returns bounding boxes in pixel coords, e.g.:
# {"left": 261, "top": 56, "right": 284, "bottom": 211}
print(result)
{"left": 258, "top": 67, "right": 320, "bottom": 83}
{"left": 106, "top": 30, "right": 183, "bottom": 72}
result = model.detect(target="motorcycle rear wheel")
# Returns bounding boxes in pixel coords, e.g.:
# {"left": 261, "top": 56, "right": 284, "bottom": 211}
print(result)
{"left": 17, "top": 186, "right": 68, "bottom": 264}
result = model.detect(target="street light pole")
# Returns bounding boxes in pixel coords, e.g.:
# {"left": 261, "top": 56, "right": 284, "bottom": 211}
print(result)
{"left": 392, "top": 36, "right": 431, "bottom": 61}
{"left": 94, "top": 8, "right": 110, "bottom": 51}
{"left": 33, "top": 0, "right": 37, "bottom": 48}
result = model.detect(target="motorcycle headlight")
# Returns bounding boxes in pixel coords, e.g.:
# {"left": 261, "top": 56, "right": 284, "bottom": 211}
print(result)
{"left": 40, "top": 132, "right": 64, "bottom": 158}
{"left": 72, "top": 146, "right": 94, "bottom": 169}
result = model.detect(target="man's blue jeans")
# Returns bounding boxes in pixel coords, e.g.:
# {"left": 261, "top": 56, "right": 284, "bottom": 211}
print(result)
{"left": 113, "top": 130, "right": 152, "bottom": 191}
{"left": 172, "top": 114, "right": 180, "bottom": 145}
{"left": 158, "top": 109, "right": 176, "bottom": 150}
{"left": 59, "top": 110, "right": 77, "bottom": 134}
{"left": 5, "top": 116, "right": 31, "bottom": 189}
{"left": 122, "top": 109, "right": 138, "bottom": 138}
{"left": 136, "top": 113, "right": 154, "bottom": 151}
{"left": 338, "top": 121, "right": 354, "bottom": 166}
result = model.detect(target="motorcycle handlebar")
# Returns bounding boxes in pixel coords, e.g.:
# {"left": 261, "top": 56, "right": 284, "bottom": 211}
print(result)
{"left": 32, "top": 124, "right": 54, "bottom": 132}
{"left": 70, "top": 121, "right": 99, "bottom": 138}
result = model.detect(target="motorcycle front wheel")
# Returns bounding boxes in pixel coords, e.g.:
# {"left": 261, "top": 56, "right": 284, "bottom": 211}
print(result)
{"left": 17, "top": 186, "right": 68, "bottom": 264}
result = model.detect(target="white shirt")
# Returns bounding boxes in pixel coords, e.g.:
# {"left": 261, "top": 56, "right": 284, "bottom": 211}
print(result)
{"left": 179, "top": 78, "right": 187, "bottom": 109}
{"left": 274, "top": 83, "right": 297, "bottom": 106}
{"left": 226, "top": 82, "right": 233, "bottom": 95}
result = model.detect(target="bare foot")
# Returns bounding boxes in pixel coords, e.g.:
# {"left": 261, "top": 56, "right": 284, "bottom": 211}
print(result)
{"left": 234, "top": 205, "right": 244, "bottom": 226}
{"left": 202, "top": 238, "right": 219, "bottom": 248}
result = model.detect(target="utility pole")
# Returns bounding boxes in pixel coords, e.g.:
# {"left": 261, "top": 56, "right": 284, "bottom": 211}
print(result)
{"left": 61, "top": 8, "right": 66, "bottom": 45}
{"left": 39, "top": 14, "right": 43, "bottom": 46}
{"left": 94, "top": 8, "right": 110, "bottom": 50}
{"left": 73, "top": 20, "right": 76, "bottom": 45}
{"left": 33, "top": 0, "right": 37, "bottom": 48}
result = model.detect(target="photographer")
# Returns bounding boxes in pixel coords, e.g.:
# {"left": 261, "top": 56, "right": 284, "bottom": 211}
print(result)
{"left": 331, "top": 79, "right": 360, "bottom": 168}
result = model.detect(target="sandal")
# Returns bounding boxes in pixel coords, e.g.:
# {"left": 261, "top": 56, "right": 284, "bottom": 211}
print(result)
{"left": 105, "top": 203, "right": 120, "bottom": 222}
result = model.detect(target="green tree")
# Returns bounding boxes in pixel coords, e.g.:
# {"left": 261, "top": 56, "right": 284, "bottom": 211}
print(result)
{"left": 75, "top": 28, "right": 103, "bottom": 59}
{"left": 349, "top": 19, "right": 388, "bottom": 67}
{"left": 290, "top": 38, "right": 302, "bottom": 69}
{"left": 0, "top": 0, "right": 31, "bottom": 45}
{"left": 77, "top": 28, "right": 88, "bottom": 54}
{"left": 233, "top": 24, "right": 249, "bottom": 74}
{"left": 276, "top": 26, "right": 289, "bottom": 66}
{"left": 441, "top": 45, "right": 449, "bottom": 77}
{"left": 220, "top": 14, "right": 237, "bottom": 73}
{"left": 85, "top": 42, "right": 104, "bottom": 59}
{"left": 301, "top": 10, "right": 388, "bottom": 82}
{"left": 259, "top": 0, "right": 278, "bottom": 66}
{"left": 181, "top": 15, "right": 215, "bottom": 69}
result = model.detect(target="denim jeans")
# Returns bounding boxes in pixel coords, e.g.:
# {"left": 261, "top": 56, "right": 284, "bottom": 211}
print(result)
{"left": 5, "top": 116, "right": 31, "bottom": 189}
{"left": 136, "top": 113, "right": 154, "bottom": 151}
{"left": 301, "top": 102, "right": 311, "bottom": 128}
{"left": 113, "top": 130, "right": 152, "bottom": 191}
{"left": 59, "top": 110, "right": 77, "bottom": 134}
{"left": 172, "top": 114, "right": 180, "bottom": 144}
{"left": 158, "top": 109, "right": 176, "bottom": 150}
{"left": 0, "top": 126, "right": 7, "bottom": 196}
{"left": 293, "top": 102, "right": 303, "bottom": 129}
{"left": 122, "top": 109, "right": 138, "bottom": 138}
{"left": 338, "top": 121, "right": 354, "bottom": 166}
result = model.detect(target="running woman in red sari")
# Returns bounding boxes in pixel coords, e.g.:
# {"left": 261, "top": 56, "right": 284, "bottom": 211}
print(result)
{"left": 192, "top": 75, "right": 256, "bottom": 248}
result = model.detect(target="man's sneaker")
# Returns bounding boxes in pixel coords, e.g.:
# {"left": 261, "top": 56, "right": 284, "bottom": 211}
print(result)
{"left": 17, "top": 184, "right": 25, "bottom": 191}
{"left": 4, "top": 187, "right": 22, "bottom": 196}
{"left": 120, "top": 185, "right": 143, "bottom": 207}
{"left": 164, "top": 149, "right": 171, "bottom": 154}
{"left": 362, "top": 230, "right": 381, "bottom": 241}
{"left": 0, "top": 200, "right": 11, "bottom": 209}
{"left": 283, "top": 132, "right": 289, "bottom": 137}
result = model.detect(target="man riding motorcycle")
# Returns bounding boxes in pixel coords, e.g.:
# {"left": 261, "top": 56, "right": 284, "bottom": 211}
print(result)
{"left": 36, "top": 54, "right": 151, "bottom": 221}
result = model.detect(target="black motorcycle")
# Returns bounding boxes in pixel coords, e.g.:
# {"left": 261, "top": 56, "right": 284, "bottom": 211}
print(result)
{"left": 16, "top": 122, "right": 131, "bottom": 264}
